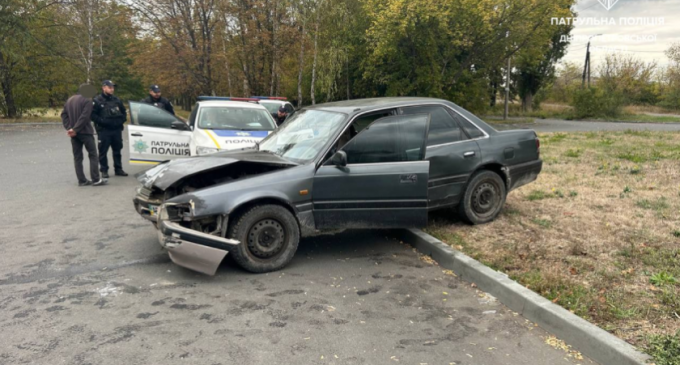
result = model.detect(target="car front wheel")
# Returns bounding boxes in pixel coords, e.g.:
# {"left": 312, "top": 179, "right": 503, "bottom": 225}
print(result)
{"left": 227, "top": 204, "right": 300, "bottom": 273}
{"left": 458, "top": 170, "right": 507, "bottom": 225}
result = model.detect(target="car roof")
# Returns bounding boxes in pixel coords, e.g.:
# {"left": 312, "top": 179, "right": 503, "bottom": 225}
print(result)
{"left": 258, "top": 100, "right": 289, "bottom": 105}
{"left": 304, "top": 97, "right": 497, "bottom": 135}
{"left": 197, "top": 100, "right": 267, "bottom": 110}
{"left": 305, "top": 97, "right": 449, "bottom": 114}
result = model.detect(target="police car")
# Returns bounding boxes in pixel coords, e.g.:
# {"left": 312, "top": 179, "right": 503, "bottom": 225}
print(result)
{"left": 127, "top": 97, "right": 277, "bottom": 165}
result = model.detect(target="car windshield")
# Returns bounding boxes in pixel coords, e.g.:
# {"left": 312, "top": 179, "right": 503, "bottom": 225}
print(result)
{"left": 197, "top": 106, "right": 276, "bottom": 130}
{"left": 258, "top": 109, "right": 347, "bottom": 163}
{"left": 259, "top": 101, "right": 281, "bottom": 114}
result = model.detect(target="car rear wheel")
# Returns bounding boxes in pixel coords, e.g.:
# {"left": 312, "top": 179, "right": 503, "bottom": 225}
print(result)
{"left": 458, "top": 170, "right": 506, "bottom": 225}
{"left": 227, "top": 204, "right": 299, "bottom": 273}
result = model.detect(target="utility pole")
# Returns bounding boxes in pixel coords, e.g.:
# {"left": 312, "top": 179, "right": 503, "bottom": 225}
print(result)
{"left": 504, "top": 57, "right": 510, "bottom": 120}
{"left": 588, "top": 50, "right": 590, "bottom": 89}
{"left": 582, "top": 34, "right": 602, "bottom": 89}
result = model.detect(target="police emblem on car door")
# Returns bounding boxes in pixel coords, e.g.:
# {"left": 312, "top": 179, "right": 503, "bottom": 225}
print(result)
{"left": 128, "top": 101, "right": 192, "bottom": 165}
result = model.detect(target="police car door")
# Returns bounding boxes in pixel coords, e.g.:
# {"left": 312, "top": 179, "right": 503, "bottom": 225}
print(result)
{"left": 128, "top": 101, "right": 192, "bottom": 165}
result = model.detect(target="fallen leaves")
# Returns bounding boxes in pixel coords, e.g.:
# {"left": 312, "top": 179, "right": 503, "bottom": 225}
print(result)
{"left": 419, "top": 255, "right": 436, "bottom": 265}
{"left": 442, "top": 269, "right": 457, "bottom": 276}
{"left": 544, "top": 336, "right": 584, "bottom": 360}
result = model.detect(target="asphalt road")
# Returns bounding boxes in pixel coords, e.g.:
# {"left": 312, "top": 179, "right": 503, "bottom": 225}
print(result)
{"left": 491, "top": 118, "right": 680, "bottom": 132}
{"left": 0, "top": 125, "right": 595, "bottom": 365}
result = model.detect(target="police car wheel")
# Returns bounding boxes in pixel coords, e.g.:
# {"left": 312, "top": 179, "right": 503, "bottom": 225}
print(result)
{"left": 227, "top": 204, "right": 299, "bottom": 273}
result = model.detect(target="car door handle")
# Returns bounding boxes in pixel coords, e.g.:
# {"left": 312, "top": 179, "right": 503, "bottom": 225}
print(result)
{"left": 131, "top": 133, "right": 143, "bottom": 137}
{"left": 463, "top": 151, "right": 476, "bottom": 157}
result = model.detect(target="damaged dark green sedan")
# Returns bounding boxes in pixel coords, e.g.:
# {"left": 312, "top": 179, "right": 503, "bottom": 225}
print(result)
{"left": 133, "top": 97, "right": 542, "bottom": 275}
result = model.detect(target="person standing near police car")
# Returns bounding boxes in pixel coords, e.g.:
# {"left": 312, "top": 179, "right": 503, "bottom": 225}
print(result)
{"left": 92, "top": 80, "right": 128, "bottom": 178}
{"left": 140, "top": 84, "right": 174, "bottom": 115}
{"left": 61, "top": 84, "right": 107, "bottom": 187}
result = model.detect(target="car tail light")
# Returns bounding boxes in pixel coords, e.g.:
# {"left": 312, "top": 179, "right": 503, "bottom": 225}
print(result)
{"left": 536, "top": 137, "right": 540, "bottom": 157}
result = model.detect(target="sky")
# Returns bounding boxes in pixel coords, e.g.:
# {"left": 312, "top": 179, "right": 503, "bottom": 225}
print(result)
{"left": 561, "top": 0, "right": 680, "bottom": 67}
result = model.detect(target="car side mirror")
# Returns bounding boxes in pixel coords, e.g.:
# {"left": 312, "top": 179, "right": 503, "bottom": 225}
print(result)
{"left": 171, "top": 121, "right": 189, "bottom": 131}
{"left": 331, "top": 150, "right": 347, "bottom": 167}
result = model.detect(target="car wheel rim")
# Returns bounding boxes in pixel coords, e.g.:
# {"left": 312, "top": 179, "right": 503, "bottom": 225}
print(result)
{"left": 471, "top": 181, "right": 499, "bottom": 216}
{"left": 247, "top": 219, "right": 286, "bottom": 259}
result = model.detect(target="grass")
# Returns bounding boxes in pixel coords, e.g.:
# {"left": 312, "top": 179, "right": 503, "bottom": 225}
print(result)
{"left": 175, "top": 108, "right": 191, "bottom": 119}
{"left": 614, "top": 114, "right": 680, "bottom": 124}
{"left": 483, "top": 102, "right": 680, "bottom": 124}
{"left": 482, "top": 117, "right": 535, "bottom": 125}
{"left": 564, "top": 148, "right": 582, "bottom": 158}
{"left": 646, "top": 330, "right": 680, "bottom": 365}
{"left": 485, "top": 103, "right": 572, "bottom": 120}
{"left": 426, "top": 130, "right": 680, "bottom": 364}
{"left": 650, "top": 272, "right": 677, "bottom": 286}
{"left": 623, "top": 104, "right": 680, "bottom": 115}
{"left": 636, "top": 198, "right": 669, "bottom": 211}
{"left": 0, "top": 108, "right": 62, "bottom": 123}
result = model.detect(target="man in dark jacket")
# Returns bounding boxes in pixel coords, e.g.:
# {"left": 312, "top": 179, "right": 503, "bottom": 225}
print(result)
{"left": 140, "top": 84, "right": 175, "bottom": 115}
{"left": 61, "top": 84, "right": 107, "bottom": 186}
{"left": 275, "top": 106, "right": 288, "bottom": 126}
{"left": 92, "top": 80, "right": 128, "bottom": 178}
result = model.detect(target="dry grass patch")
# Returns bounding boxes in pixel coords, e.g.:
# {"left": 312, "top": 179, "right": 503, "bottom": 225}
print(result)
{"left": 623, "top": 104, "right": 680, "bottom": 116}
{"left": 426, "top": 131, "right": 680, "bottom": 360}
{"left": 0, "top": 108, "right": 62, "bottom": 123}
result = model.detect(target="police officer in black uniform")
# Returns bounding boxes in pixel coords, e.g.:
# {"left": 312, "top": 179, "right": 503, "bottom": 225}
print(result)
{"left": 275, "top": 106, "right": 288, "bottom": 126}
{"left": 92, "top": 80, "right": 128, "bottom": 178}
{"left": 141, "top": 84, "right": 175, "bottom": 115}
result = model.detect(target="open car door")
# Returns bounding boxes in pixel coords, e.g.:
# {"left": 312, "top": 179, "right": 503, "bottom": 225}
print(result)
{"left": 128, "top": 101, "right": 192, "bottom": 165}
{"left": 312, "top": 114, "right": 431, "bottom": 229}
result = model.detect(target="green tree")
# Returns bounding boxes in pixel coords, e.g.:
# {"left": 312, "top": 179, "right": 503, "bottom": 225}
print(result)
{"left": 549, "top": 61, "right": 582, "bottom": 103}
{"left": 360, "top": 0, "right": 576, "bottom": 112}
{"left": 658, "top": 42, "right": 680, "bottom": 109}
{"left": 596, "top": 53, "right": 658, "bottom": 106}
{"left": 514, "top": 0, "right": 573, "bottom": 111}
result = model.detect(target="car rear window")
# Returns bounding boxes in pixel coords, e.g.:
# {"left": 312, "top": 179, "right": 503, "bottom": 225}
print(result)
{"left": 451, "top": 112, "right": 485, "bottom": 139}
{"left": 400, "top": 105, "right": 466, "bottom": 146}
{"left": 260, "top": 101, "right": 281, "bottom": 114}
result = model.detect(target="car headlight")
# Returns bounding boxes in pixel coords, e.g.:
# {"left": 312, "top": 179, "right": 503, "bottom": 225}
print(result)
{"left": 196, "top": 146, "right": 219, "bottom": 155}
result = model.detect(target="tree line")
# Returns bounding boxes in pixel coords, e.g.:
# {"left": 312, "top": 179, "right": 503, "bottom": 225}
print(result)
{"left": 1, "top": 0, "right": 575, "bottom": 118}
{"left": 545, "top": 46, "right": 680, "bottom": 118}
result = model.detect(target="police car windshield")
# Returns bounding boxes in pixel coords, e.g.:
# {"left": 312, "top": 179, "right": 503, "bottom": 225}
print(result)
{"left": 259, "top": 101, "right": 281, "bottom": 114}
{"left": 197, "top": 106, "right": 276, "bottom": 130}
{"left": 258, "top": 109, "right": 346, "bottom": 164}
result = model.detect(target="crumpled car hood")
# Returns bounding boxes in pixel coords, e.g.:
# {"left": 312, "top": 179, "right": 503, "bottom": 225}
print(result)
{"left": 138, "top": 150, "right": 297, "bottom": 190}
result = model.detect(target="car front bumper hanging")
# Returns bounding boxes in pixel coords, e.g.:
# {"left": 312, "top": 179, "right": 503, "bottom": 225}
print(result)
{"left": 157, "top": 204, "right": 240, "bottom": 276}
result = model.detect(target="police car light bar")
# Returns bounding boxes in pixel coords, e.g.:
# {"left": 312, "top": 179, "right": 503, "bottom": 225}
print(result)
{"left": 250, "top": 96, "right": 288, "bottom": 100}
{"left": 197, "top": 96, "right": 259, "bottom": 103}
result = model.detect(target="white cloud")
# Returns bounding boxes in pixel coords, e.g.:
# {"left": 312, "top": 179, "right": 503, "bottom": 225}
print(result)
{"left": 562, "top": 0, "right": 679, "bottom": 66}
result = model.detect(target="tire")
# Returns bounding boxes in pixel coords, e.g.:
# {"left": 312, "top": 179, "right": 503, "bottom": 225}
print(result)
{"left": 227, "top": 204, "right": 300, "bottom": 273}
{"left": 458, "top": 170, "right": 507, "bottom": 225}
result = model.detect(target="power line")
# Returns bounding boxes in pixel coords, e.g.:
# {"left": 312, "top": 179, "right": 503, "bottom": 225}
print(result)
{"left": 576, "top": 1, "right": 601, "bottom": 12}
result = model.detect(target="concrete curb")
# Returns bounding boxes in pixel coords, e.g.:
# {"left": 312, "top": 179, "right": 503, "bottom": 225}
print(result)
{"left": 394, "top": 228, "right": 650, "bottom": 365}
